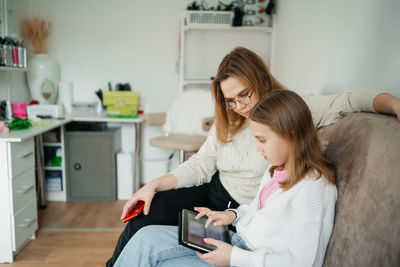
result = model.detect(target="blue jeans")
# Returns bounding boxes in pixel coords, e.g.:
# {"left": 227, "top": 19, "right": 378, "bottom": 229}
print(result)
{"left": 114, "top": 225, "right": 250, "bottom": 267}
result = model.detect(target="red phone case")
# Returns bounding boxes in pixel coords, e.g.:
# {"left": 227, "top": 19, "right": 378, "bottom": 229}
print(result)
{"left": 122, "top": 201, "right": 145, "bottom": 223}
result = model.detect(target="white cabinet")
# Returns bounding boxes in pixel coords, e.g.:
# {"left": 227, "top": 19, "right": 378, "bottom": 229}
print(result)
{"left": 179, "top": 13, "right": 274, "bottom": 92}
{"left": 0, "top": 126, "right": 67, "bottom": 263}
{"left": 0, "top": 137, "right": 37, "bottom": 262}
{"left": 0, "top": 117, "right": 72, "bottom": 262}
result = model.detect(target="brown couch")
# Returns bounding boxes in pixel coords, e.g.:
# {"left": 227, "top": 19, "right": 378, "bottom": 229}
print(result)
{"left": 318, "top": 113, "right": 400, "bottom": 266}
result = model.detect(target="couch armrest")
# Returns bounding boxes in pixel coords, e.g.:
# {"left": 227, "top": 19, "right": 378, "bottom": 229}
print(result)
{"left": 319, "top": 113, "right": 400, "bottom": 266}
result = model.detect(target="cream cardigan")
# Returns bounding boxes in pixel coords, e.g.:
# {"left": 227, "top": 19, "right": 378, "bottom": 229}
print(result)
{"left": 170, "top": 88, "right": 379, "bottom": 204}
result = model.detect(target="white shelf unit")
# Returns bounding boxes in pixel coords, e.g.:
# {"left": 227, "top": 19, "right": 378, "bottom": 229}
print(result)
{"left": 183, "top": 25, "right": 272, "bottom": 32}
{"left": 0, "top": 66, "right": 27, "bottom": 72}
{"left": 44, "top": 166, "right": 62, "bottom": 171}
{"left": 182, "top": 79, "right": 213, "bottom": 86}
{"left": 42, "top": 125, "right": 67, "bottom": 202}
{"left": 179, "top": 13, "right": 274, "bottom": 92}
{"left": 42, "top": 142, "right": 62, "bottom": 147}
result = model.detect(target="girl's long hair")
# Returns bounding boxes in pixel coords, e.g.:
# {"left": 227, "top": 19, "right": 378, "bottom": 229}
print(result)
{"left": 211, "top": 46, "right": 286, "bottom": 143}
{"left": 249, "top": 90, "right": 335, "bottom": 189}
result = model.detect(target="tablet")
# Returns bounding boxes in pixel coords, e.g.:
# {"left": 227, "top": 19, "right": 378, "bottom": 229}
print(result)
{"left": 178, "top": 209, "right": 231, "bottom": 253}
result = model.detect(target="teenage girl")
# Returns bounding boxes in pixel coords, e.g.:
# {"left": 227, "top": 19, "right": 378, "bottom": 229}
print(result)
{"left": 114, "top": 89, "right": 338, "bottom": 267}
{"left": 107, "top": 46, "right": 400, "bottom": 266}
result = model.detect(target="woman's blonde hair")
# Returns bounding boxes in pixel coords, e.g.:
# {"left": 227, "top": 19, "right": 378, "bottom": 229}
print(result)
{"left": 211, "top": 46, "right": 286, "bottom": 143}
{"left": 249, "top": 90, "right": 335, "bottom": 190}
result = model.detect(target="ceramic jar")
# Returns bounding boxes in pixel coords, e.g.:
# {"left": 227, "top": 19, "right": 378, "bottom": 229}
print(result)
{"left": 27, "top": 54, "right": 61, "bottom": 104}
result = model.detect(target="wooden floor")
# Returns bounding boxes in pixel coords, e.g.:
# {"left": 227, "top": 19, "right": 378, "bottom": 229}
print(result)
{"left": 38, "top": 201, "right": 126, "bottom": 229}
{"left": 0, "top": 201, "right": 127, "bottom": 266}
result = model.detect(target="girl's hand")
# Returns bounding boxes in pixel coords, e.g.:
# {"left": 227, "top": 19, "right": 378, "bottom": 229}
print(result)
{"left": 196, "top": 239, "right": 233, "bottom": 267}
{"left": 120, "top": 182, "right": 157, "bottom": 220}
{"left": 194, "top": 207, "right": 237, "bottom": 228}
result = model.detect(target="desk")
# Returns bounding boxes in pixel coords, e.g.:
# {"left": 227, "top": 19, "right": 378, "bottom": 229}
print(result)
{"left": 0, "top": 113, "right": 143, "bottom": 263}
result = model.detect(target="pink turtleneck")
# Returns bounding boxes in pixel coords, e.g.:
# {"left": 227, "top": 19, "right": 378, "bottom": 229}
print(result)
{"left": 258, "top": 168, "right": 288, "bottom": 209}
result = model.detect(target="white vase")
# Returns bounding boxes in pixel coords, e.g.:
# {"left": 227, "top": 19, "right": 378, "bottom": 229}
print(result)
{"left": 27, "top": 54, "right": 61, "bottom": 104}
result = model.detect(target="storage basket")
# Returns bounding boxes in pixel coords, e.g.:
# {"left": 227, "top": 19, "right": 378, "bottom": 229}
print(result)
{"left": 103, "top": 91, "right": 139, "bottom": 118}
{"left": 103, "top": 91, "right": 139, "bottom": 105}
{"left": 186, "top": 11, "right": 234, "bottom": 27}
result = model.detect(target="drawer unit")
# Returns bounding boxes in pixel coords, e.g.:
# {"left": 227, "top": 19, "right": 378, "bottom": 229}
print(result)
{"left": 12, "top": 200, "right": 38, "bottom": 251}
{"left": 10, "top": 138, "right": 35, "bottom": 179}
{"left": 11, "top": 167, "right": 36, "bottom": 214}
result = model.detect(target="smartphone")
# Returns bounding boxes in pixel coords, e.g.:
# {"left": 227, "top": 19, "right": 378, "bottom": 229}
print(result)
{"left": 122, "top": 201, "right": 145, "bottom": 223}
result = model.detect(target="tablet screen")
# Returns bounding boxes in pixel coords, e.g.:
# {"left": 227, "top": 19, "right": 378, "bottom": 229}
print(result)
{"left": 179, "top": 209, "right": 230, "bottom": 253}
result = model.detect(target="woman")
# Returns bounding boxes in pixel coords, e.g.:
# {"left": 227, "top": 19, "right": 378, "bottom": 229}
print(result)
{"left": 106, "top": 47, "right": 400, "bottom": 266}
{"left": 115, "top": 89, "right": 337, "bottom": 267}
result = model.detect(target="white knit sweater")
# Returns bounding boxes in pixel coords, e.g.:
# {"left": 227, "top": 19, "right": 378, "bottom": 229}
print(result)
{"left": 170, "top": 88, "right": 379, "bottom": 204}
{"left": 230, "top": 169, "right": 338, "bottom": 267}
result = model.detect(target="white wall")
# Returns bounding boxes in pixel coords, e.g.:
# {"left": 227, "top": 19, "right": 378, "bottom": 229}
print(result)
{"left": 8, "top": 0, "right": 192, "bottom": 111}
{"left": 2, "top": 0, "right": 399, "bottom": 185}
{"left": 3, "top": 0, "right": 273, "bottom": 184}
{"left": 272, "top": 0, "right": 400, "bottom": 97}
{"left": 0, "top": 71, "right": 29, "bottom": 102}
{"left": 4, "top": 0, "right": 197, "bottom": 183}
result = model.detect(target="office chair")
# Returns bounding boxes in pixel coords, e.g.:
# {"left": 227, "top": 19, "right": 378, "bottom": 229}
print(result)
{"left": 145, "top": 90, "right": 214, "bottom": 164}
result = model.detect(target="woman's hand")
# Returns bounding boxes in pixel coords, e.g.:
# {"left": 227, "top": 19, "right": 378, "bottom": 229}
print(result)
{"left": 194, "top": 207, "right": 237, "bottom": 228}
{"left": 120, "top": 174, "right": 178, "bottom": 220}
{"left": 394, "top": 99, "right": 400, "bottom": 120}
{"left": 373, "top": 93, "right": 400, "bottom": 121}
{"left": 120, "top": 182, "right": 156, "bottom": 220}
{"left": 196, "top": 239, "right": 233, "bottom": 267}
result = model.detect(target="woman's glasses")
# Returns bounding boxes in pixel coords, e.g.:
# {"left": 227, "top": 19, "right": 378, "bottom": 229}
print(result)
{"left": 225, "top": 91, "right": 253, "bottom": 110}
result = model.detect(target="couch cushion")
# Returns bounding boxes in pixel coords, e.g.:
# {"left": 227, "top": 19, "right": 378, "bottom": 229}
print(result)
{"left": 318, "top": 113, "right": 400, "bottom": 267}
